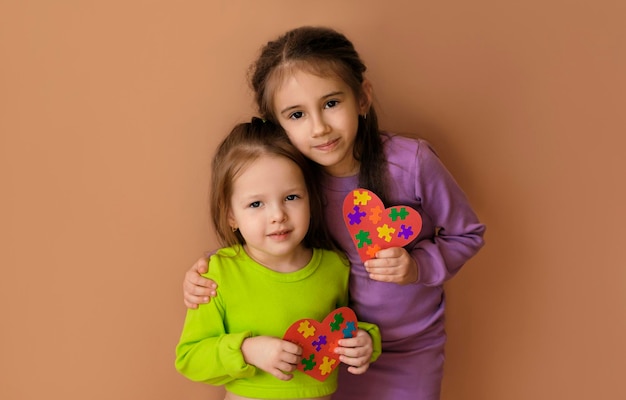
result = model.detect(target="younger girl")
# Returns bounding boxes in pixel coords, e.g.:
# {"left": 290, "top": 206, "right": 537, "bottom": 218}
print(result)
{"left": 175, "top": 118, "right": 381, "bottom": 400}
{"left": 184, "top": 27, "right": 486, "bottom": 400}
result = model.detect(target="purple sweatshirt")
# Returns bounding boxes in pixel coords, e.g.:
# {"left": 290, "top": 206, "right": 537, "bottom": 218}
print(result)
{"left": 323, "top": 133, "right": 485, "bottom": 400}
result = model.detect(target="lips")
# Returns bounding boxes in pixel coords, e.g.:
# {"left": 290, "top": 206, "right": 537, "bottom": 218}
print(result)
{"left": 314, "top": 138, "right": 339, "bottom": 152}
{"left": 268, "top": 229, "right": 291, "bottom": 239}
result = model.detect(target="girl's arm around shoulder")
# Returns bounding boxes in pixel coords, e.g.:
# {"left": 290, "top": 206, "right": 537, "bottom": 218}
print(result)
{"left": 183, "top": 253, "right": 219, "bottom": 309}
{"left": 181, "top": 246, "right": 241, "bottom": 309}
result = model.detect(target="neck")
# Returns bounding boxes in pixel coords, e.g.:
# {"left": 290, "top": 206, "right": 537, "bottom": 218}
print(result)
{"left": 243, "top": 245, "right": 313, "bottom": 273}
{"left": 324, "top": 159, "right": 360, "bottom": 177}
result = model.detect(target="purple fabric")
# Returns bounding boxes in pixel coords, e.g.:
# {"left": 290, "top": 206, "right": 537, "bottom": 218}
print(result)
{"left": 323, "top": 133, "right": 486, "bottom": 400}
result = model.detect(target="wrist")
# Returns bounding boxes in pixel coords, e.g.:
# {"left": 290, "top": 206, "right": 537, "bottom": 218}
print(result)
{"left": 241, "top": 336, "right": 254, "bottom": 364}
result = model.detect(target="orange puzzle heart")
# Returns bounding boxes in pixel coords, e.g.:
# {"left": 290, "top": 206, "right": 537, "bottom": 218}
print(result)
{"left": 342, "top": 188, "right": 422, "bottom": 262}
{"left": 282, "top": 307, "right": 357, "bottom": 381}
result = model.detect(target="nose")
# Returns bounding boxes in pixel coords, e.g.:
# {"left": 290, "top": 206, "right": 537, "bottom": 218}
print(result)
{"left": 311, "top": 112, "right": 330, "bottom": 138}
{"left": 270, "top": 203, "right": 287, "bottom": 223}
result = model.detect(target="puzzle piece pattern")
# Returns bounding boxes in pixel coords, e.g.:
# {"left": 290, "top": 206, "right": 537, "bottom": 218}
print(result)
{"left": 343, "top": 189, "right": 423, "bottom": 262}
{"left": 320, "top": 356, "right": 336, "bottom": 376}
{"left": 297, "top": 320, "right": 316, "bottom": 338}
{"left": 283, "top": 307, "right": 358, "bottom": 381}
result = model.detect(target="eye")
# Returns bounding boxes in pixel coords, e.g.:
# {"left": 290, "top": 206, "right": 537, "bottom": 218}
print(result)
{"left": 324, "top": 100, "right": 339, "bottom": 109}
{"left": 285, "top": 194, "right": 300, "bottom": 201}
{"left": 248, "top": 201, "right": 261, "bottom": 208}
{"left": 288, "top": 111, "right": 304, "bottom": 120}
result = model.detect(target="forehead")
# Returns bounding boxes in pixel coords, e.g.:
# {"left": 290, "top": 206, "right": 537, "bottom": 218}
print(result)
{"left": 272, "top": 68, "right": 351, "bottom": 106}
{"left": 270, "top": 60, "right": 348, "bottom": 92}
{"left": 279, "top": 60, "right": 343, "bottom": 85}
{"left": 231, "top": 154, "right": 305, "bottom": 193}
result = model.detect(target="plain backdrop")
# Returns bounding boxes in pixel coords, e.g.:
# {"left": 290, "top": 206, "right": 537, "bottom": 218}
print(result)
{"left": 1, "top": 1, "right": 625, "bottom": 399}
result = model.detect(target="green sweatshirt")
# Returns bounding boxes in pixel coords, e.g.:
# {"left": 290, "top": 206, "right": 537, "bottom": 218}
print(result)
{"left": 175, "top": 245, "right": 381, "bottom": 399}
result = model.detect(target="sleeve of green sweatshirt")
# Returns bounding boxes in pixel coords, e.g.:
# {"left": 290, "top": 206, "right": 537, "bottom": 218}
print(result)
{"left": 175, "top": 296, "right": 255, "bottom": 384}
{"left": 357, "top": 320, "right": 382, "bottom": 363}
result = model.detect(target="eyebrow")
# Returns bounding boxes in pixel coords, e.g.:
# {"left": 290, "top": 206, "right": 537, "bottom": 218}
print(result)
{"left": 279, "top": 91, "right": 345, "bottom": 115}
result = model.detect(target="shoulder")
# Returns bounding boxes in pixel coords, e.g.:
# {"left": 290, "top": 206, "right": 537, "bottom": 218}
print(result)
{"left": 382, "top": 132, "right": 435, "bottom": 161}
{"left": 381, "top": 133, "right": 452, "bottom": 201}
{"left": 213, "top": 245, "right": 243, "bottom": 259}
{"left": 381, "top": 132, "right": 440, "bottom": 173}
{"left": 207, "top": 245, "right": 247, "bottom": 277}
{"left": 314, "top": 248, "right": 350, "bottom": 269}
{"left": 315, "top": 247, "right": 348, "bottom": 261}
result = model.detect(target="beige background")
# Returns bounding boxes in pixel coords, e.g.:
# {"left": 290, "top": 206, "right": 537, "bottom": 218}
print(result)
{"left": 2, "top": 1, "right": 625, "bottom": 399}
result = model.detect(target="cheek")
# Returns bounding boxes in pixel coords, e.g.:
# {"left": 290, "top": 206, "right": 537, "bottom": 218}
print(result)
{"left": 284, "top": 131, "right": 309, "bottom": 153}
{"left": 301, "top": 205, "right": 312, "bottom": 227}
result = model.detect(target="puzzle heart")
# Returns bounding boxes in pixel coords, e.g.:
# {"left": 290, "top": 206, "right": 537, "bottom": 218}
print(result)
{"left": 282, "top": 307, "right": 357, "bottom": 381}
{"left": 342, "top": 188, "right": 422, "bottom": 262}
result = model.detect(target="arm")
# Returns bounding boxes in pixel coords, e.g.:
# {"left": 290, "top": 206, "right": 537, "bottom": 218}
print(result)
{"left": 364, "top": 141, "right": 485, "bottom": 286}
{"left": 176, "top": 290, "right": 302, "bottom": 383}
{"left": 409, "top": 141, "right": 486, "bottom": 286}
{"left": 175, "top": 294, "right": 255, "bottom": 384}
{"left": 183, "top": 257, "right": 218, "bottom": 309}
{"left": 177, "top": 257, "right": 303, "bottom": 383}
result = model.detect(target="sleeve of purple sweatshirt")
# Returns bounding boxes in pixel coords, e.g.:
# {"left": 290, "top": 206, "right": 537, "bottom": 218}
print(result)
{"left": 410, "top": 141, "right": 486, "bottom": 286}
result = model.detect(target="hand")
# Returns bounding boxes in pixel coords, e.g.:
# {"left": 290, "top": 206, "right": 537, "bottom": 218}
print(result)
{"left": 183, "top": 257, "right": 218, "bottom": 309}
{"left": 241, "top": 336, "right": 302, "bottom": 381}
{"left": 364, "top": 247, "right": 419, "bottom": 285}
{"left": 334, "top": 329, "right": 373, "bottom": 374}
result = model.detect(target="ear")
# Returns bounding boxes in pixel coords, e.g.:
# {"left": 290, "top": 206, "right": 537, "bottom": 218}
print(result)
{"left": 359, "top": 79, "right": 373, "bottom": 114}
{"left": 227, "top": 210, "right": 237, "bottom": 231}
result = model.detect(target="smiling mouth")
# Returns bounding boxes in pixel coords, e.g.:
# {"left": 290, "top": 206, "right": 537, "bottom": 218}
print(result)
{"left": 315, "top": 138, "right": 339, "bottom": 151}
{"left": 268, "top": 230, "right": 291, "bottom": 238}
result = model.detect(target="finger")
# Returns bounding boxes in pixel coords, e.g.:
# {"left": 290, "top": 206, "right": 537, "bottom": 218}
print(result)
{"left": 337, "top": 336, "right": 362, "bottom": 349}
{"left": 183, "top": 282, "right": 214, "bottom": 301}
{"left": 277, "top": 360, "right": 298, "bottom": 372}
{"left": 366, "top": 266, "right": 397, "bottom": 277}
{"left": 373, "top": 247, "right": 405, "bottom": 260}
{"left": 183, "top": 277, "right": 215, "bottom": 296}
{"left": 339, "top": 342, "right": 371, "bottom": 364}
{"left": 187, "top": 271, "right": 217, "bottom": 289}
{"left": 365, "top": 257, "right": 399, "bottom": 271}
{"left": 183, "top": 299, "right": 199, "bottom": 309}
{"left": 183, "top": 291, "right": 210, "bottom": 305}
{"left": 337, "top": 345, "right": 369, "bottom": 359}
{"left": 271, "top": 368, "right": 294, "bottom": 381}
{"left": 281, "top": 341, "right": 302, "bottom": 356}
{"left": 368, "top": 273, "right": 400, "bottom": 283}
{"left": 280, "top": 352, "right": 301, "bottom": 365}
{"left": 192, "top": 258, "right": 209, "bottom": 274}
{"left": 185, "top": 272, "right": 218, "bottom": 297}
{"left": 346, "top": 362, "right": 370, "bottom": 375}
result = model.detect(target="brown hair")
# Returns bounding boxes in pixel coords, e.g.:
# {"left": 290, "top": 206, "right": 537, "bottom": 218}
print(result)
{"left": 210, "top": 118, "right": 338, "bottom": 251}
{"left": 248, "top": 26, "right": 390, "bottom": 204}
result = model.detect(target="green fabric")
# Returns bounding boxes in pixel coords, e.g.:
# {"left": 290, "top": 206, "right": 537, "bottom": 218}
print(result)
{"left": 176, "top": 245, "right": 380, "bottom": 398}
{"left": 358, "top": 321, "right": 382, "bottom": 363}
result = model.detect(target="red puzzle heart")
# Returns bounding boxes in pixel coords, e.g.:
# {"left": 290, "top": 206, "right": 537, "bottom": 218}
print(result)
{"left": 342, "top": 188, "right": 422, "bottom": 262}
{"left": 282, "top": 307, "right": 357, "bottom": 381}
